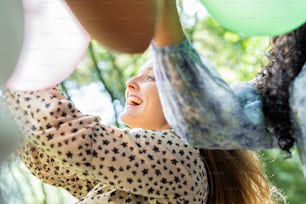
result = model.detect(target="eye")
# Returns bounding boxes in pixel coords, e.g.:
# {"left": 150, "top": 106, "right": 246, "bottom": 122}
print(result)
{"left": 144, "top": 75, "right": 155, "bottom": 82}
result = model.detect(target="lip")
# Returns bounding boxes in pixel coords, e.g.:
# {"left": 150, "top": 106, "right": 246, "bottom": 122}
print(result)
{"left": 126, "top": 94, "right": 143, "bottom": 107}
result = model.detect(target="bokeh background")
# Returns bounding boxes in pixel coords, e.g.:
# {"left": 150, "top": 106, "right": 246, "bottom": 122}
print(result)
{"left": 1, "top": 1, "right": 306, "bottom": 203}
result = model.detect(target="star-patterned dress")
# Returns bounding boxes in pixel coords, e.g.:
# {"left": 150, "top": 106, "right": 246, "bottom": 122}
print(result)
{"left": 4, "top": 86, "right": 208, "bottom": 204}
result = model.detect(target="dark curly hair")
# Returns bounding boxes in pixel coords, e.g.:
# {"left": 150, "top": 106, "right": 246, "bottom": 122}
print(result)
{"left": 255, "top": 23, "right": 306, "bottom": 154}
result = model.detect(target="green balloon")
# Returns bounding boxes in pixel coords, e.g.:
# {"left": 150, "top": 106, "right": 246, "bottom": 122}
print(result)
{"left": 200, "top": 0, "right": 306, "bottom": 36}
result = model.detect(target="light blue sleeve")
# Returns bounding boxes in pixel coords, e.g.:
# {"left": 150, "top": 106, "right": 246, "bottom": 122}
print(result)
{"left": 152, "top": 37, "right": 277, "bottom": 149}
{"left": 289, "top": 62, "right": 306, "bottom": 176}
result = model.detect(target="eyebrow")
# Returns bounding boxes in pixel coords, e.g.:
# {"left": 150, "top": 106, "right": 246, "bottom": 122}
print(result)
{"left": 138, "top": 66, "right": 153, "bottom": 75}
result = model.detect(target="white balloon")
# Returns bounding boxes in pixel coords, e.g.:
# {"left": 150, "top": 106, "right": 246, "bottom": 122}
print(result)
{"left": 6, "top": 0, "right": 90, "bottom": 91}
{"left": 0, "top": 0, "right": 24, "bottom": 87}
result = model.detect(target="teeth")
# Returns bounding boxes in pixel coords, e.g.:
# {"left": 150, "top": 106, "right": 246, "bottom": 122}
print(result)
{"left": 127, "top": 96, "right": 142, "bottom": 105}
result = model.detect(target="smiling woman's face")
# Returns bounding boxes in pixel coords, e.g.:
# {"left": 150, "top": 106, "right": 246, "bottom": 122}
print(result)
{"left": 120, "top": 60, "right": 170, "bottom": 130}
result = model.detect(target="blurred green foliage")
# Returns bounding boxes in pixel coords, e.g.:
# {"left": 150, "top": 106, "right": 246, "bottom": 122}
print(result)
{"left": 1, "top": 1, "right": 306, "bottom": 203}
{"left": 260, "top": 149, "right": 306, "bottom": 204}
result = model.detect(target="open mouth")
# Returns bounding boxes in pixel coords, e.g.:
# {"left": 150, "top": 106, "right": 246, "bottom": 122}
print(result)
{"left": 127, "top": 95, "right": 143, "bottom": 106}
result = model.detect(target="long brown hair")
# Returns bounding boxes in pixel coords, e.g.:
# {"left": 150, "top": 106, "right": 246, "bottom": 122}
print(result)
{"left": 200, "top": 149, "right": 277, "bottom": 204}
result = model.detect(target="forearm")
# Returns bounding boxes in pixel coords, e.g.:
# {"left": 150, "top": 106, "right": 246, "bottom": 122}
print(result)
{"left": 153, "top": 0, "right": 184, "bottom": 46}
{"left": 4, "top": 86, "right": 199, "bottom": 197}
{"left": 153, "top": 38, "right": 275, "bottom": 149}
{"left": 17, "top": 141, "right": 96, "bottom": 198}
{"left": 151, "top": 0, "right": 275, "bottom": 149}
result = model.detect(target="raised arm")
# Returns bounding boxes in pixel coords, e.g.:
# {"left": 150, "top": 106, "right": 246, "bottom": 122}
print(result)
{"left": 18, "top": 142, "right": 97, "bottom": 198}
{"left": 4, "top": 87, "right": 206, "bottom": 201}
{"left": 152, "top": 0, "right": 276, "bottom": 149}
{"left": 153, "top": 0, "right": 184, "bottom": 46}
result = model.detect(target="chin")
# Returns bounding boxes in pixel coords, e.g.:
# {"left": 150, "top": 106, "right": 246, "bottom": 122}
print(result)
{"left": 119, "top": 112, "right": 134, "bottom": 128}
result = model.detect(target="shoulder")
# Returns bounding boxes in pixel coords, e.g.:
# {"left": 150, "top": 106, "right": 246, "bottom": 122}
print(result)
{"left": 128, "top": 128, "right": 199, "bottom": 152}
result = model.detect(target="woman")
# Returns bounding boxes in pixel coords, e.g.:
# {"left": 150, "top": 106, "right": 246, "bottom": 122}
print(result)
{"left": 153, "top": 1, "right": 306, "bottom": 176}
{"left": 6, "top": 68, "right": 209, "bottom": 203}
{"left": 4, "top": 66, "right": 275, "bottom": 203}
{"left": 3, "top": 1, "right": 277, "bottom": 204}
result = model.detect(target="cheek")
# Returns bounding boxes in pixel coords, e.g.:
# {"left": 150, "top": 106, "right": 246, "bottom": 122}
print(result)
{"left": 145, "top": 87, "right": 168, "bottom": 128}
{"left": 145, "top": 86, "right": 163, "bottom": 112}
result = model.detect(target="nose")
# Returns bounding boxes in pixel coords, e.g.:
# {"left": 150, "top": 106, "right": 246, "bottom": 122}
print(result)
{"left": 126, "top": 77, "right": 139, "bottom": 90}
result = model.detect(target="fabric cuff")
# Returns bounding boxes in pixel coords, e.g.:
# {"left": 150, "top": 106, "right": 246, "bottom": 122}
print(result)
{"left": 151, "top": 36, "right": 193, "bottom": 55}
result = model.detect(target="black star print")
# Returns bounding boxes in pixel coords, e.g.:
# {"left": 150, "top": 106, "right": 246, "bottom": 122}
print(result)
{"left": 92, "top": 150, "right": 98, "bottom": 157}
{"left": 148, "top": 154, "right": 154, "bottom": 160}
{"left": 155, "top": 169, "right": 161, "bottom": 176}
{"left": 45, "top": 103, "right": 51, "bottom": 108}
{"left": 148, "top": 187, "right": 154, "bottom": 194}
{"left": 167, "top": 140, "right": 173, "bottom": 145}
{"left": 127, "top": 178, "right": 134, "bottom": 184}
{"left": 160, "top": 178, "right": 167, "bottom": 184}
{"left": 108, "top": 166, "right": 116, "bottom": 172}
{"left": 153, "top": 146, "right": 160, "bottom": 152}
{"left": 120, "top": 142, "right": 128, "bottom": 147}
{"left": 61, "top": 112, "right": 67, "bottom": 117}
{"left": 112, "top": 147, "right": 119, "bottom": 154}
{"left": 171, "top": 159, "right": 178, "bottom": 165}
{"left": 46, "top": 133, "right": 54, "bottom": 140}
{"left": 86, "top": 149, "right": 91, "bottom": 155}
{"left": 66, "top": 151, "right": 73, "bottom": 158}
{"left": 31, "top": 125, "right": 37, "bottom": 131}
{"left": 174, "top": 176, "right": 180, "bottom": 183}
{"left": 103, "top": 140, "right": 110, "bottom": 145}
{"left": 128, "top": 155, "right": 135, "bottom": 161}
{"left": 67, "top": 103, "right": 72, "bottom": 109}
{"left": 71, "top": 128, "right": 78, "bottom": 133}
{"left": 142, "top": 169, "right": 149, "bottom": 175}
